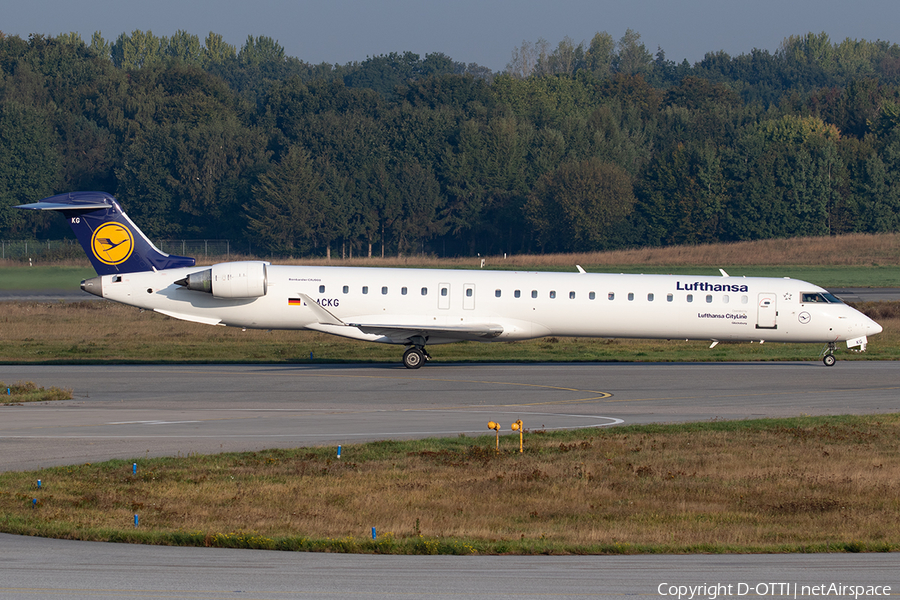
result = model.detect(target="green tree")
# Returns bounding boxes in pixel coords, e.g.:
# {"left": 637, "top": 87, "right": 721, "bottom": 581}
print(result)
{"left": 725, "top": 115, "right": 844, "bottom": 240}
{"left": 89, "top": 31, "right": 111, "bottom": 60}
{"left": 202, "top": 32, "right": 236, "bottom": 66}
{"left": 853, "top": 131, "right": 900, "bottom": 232}
{"left": 614, "top": 29, "right": 653, "bottom": 76}
{"left": 442, "top": 115, "right": 532, "bottom": 253}
{"left": 634, "top": 142, "right": 727, "bottom": 245}
{"left": 171, "top": 121, "right": 271, "bottom": 238}
{"left": 111, "top": 30, "right": 164, "bottom": 69}
{"left": 584, "top": 32, "right": 615, "bottom": 78}
{"left": 525, "top": 158, "right": 635, "bottom": 252}
{"left": 238, "top": 35, "right": 285, "bottom": 66}
{"left": 114, "top": 126, "right": 181, "bottom": 237}
{"left": 166, "top": 30, "right": 202, "bottom": 65}
{"left": 663, "top": 76, "right": 741, "bottom": 111}
{"left": 245, "top": 146, "right": 330, "bottom": 255}
{"left": 0, "top": 100, "right": 62, "bottom": 235}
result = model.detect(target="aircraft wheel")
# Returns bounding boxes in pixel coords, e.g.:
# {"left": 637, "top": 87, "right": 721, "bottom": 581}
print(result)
{"left": 403, "top": 347, "right": 425, "bottom": 369}
{"left": 823, "top": 354, "right": 836, "bottom": 367}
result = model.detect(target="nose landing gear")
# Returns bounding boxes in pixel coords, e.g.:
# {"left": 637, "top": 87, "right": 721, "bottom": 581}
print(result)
{"left": 821, "top": 342, "right": 837, "bottom": 366}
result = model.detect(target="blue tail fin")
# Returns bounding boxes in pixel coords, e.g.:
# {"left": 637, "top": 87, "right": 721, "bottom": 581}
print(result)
{"left": 16, "top": 192, "right": 195, "bottom": 275}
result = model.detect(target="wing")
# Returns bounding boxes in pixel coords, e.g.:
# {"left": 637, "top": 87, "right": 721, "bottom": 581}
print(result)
{"left": 350, "top": 323, "right": 503, "bottom": 343}
{"left": 297, "top": 293, "right": 503, "bottom": 343}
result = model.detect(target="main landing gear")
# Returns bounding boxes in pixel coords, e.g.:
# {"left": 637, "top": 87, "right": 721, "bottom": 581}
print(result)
{"left": 402, "top": 345, "right": 431, "bottom": 369}
{"left": 822, "top": 342, "right": 837, "bottom": 367}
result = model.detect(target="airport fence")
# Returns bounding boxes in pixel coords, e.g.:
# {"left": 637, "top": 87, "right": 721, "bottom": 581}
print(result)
{"left": 1, "top": 239, "right": 232, "bottom": 261}
{"left": 153, "top": 240, "right": 231, "bottom": 258}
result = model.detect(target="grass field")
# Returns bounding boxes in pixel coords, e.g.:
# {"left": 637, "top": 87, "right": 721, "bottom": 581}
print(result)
{"left": 2, "top": 415, "right": 898, "bottom": 554}
{"left": 0, "top": 266, "right": 95, "bottom": 291}
{"left": 0, "top": 380, "right": 72, "bottom": 404}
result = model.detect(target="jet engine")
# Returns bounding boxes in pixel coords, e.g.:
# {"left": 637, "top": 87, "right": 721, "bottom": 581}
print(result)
{"left": 176, "top": 261, "right": 268, "bottom": 298}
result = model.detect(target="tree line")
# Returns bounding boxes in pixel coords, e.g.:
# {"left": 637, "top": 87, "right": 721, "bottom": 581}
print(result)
{"left": 1, "top": 29, "right": 900, "bottom": 257}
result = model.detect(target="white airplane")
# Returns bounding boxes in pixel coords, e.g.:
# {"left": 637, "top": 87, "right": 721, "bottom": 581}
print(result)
{"left": 19, "top": 192, "right": 883, "bottom": 368}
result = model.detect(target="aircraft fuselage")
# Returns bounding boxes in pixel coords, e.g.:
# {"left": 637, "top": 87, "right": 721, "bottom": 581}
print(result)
{"left": 84, "top": 264, "right": 881, "bottom": 347}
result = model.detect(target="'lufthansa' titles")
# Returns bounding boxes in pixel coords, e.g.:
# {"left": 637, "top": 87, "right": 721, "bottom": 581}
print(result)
{"left": 677, "top": 281, "right": 749, "bottom": 293}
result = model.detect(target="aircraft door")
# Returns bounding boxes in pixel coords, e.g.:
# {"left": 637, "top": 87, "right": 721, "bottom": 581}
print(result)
{"left": 756, "top": 292, "right": 777, "bottom": 329}
{"left": 439, "top": 283, "right": 450, "bottom": 310}
{"left": 463, "top": 284, "right": 475, "bottom": 310}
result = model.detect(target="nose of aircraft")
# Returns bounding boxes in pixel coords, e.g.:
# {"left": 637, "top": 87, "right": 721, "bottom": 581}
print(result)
{"left": 868, "top": 317, "right": 883, "bottom": 336}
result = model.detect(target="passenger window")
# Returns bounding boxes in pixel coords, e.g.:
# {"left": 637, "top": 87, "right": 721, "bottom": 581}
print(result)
{"left": 589, "top": 292, "right": 596, "bottom": 300}
{"left": 706, "top": 295, "right": 713, "bottom": 303}
{"left": 382, "top": 286, "right": 388, "bottom": 295}
{"left": 421, "top": 287, "right": 428, "bottom": 296}
{"left": 319, "top": 285, "right": 325, "bottom": 293}
{"left": 441, "top": 287, "right": 448, "bottom": 297}
{"left": 667, "top": 293, "right": 673, "bottom": 302}
{"left": 687, "top": 294, "right": 693, "bottom": 303}
{"left": 549, "top": 291, "right": 557, "bottom": 299}
{"left": 401, "top": 287, "right": 408, "bottom": 295}
{"left": 495, "top": 289, "right": 501, "bottom": 298}
{"left": 741, "top": 295, "right": 749, "bottom": 304}
{"left": 723, "top": 295, "right": 730, "bottom": 304}
{"left": 362, "top": 286, "right": 369, "bottom": 294}
{"left": 569, "top": 291, "right": 575, "bottom": 299}
{"left": 531, "top": 290, "right": 538, "bottom": 299}
{"left": 628, "top": 293, "right": 634, "bottom": 301}
{"left": 608, "top": 292, "right": 615, "bottom": 300}
{"left": 514, "top": 290, "right": 521, "bottom": 298}
{"left": 342, "top": 285, "right": 349, "bottom": 294}
{"left": 648, "top": 293, "right": 654, "bottom": 301}
{"left": 466, "top": 288, "right": 473, "bottom": 297}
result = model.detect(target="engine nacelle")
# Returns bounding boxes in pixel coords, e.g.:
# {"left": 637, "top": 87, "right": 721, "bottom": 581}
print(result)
{"left": 176, "top": 261, "right": 268, "bottom": 298}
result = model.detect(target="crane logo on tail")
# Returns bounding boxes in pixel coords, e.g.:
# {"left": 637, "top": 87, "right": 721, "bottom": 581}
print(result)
{"left": 90, "top": 222, "right": 134, "bottom": 265}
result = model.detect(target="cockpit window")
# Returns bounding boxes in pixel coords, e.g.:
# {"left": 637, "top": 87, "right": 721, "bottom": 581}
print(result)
{"left": 801, "top": 292, "right": 843, "bottom": 304}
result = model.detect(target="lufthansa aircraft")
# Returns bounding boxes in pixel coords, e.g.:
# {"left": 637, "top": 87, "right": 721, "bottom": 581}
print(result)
{"left": 19, "top": 192, "right": 883, "bottom": 368}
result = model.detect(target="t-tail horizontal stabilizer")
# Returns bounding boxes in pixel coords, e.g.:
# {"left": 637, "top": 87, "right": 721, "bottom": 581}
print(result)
{"left": 16, "top": 192, "right": 195, "bottom": 276}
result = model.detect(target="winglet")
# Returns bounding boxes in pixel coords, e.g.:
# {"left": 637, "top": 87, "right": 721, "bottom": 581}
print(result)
{"left": 576, "top": 265, "right": 586, "bottom": 274}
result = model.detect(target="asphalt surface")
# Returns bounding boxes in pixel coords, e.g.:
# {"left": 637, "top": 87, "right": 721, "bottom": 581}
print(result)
{"left": 2, "top": 362, "right": 898, "bottom": 471}
{"left": 1, "top": 533, "right": 897, "bottom": 599}
{"left": 1, "top": 361, "right": 898, "bottom": 598}
{"left": 829, "top": 287, "right": 900, "bottom": 302}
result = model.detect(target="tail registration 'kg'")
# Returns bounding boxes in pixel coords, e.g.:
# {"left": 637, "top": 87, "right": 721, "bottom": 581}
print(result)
{"left": 18, "top": 192, "right": 883, "bottom": 368}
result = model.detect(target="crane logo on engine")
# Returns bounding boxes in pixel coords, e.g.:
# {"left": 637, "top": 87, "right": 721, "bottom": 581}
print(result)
{"left": 90, "top": 222, "right": 134, "bottom": 265}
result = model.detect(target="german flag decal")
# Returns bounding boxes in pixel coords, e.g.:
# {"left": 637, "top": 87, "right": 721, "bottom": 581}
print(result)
{"left": 288, "top": 298, "right": 304, "bottom": 306}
